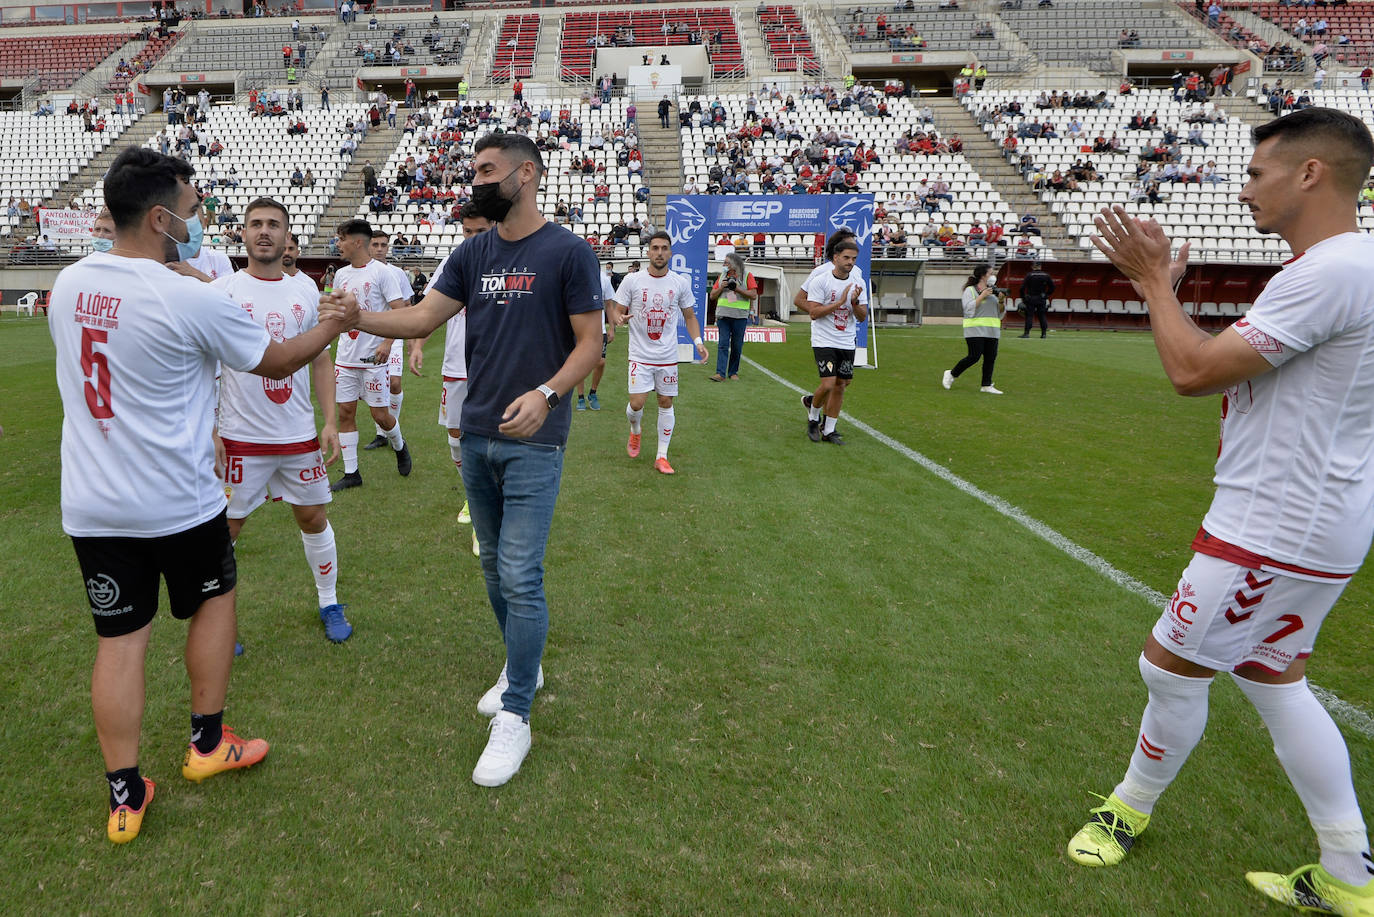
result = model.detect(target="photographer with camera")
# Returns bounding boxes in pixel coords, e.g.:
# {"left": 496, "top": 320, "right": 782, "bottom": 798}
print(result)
{"left": 942, "top": 266, "right": 1008, "bottom": 394}
{"left": 707, "top": 252, "right": 758, "bottom": 381}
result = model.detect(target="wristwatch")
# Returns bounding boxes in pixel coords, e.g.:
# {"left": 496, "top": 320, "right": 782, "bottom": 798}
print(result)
{"left": 537, "top": 384, "right": 559, "bottom": 410}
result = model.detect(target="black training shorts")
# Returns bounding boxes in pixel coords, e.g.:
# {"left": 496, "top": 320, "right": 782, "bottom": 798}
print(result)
{"left": 813, "top": 346, "right": 855, "bottom": 380}
{"left": 71, "top": 511, "right": 237, "bottom": 638}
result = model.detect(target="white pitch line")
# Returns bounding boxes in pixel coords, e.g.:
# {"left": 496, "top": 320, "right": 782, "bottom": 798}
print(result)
{"left": 745, "top": 356, "right": 1374, "bottom": 740}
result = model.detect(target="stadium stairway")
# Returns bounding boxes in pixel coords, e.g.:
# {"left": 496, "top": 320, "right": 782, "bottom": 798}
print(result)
{"left": 312, "top": 120, "right": 403, "bottom": 255}
{"left": 13, "top": 111, "right": 161, "bottom": 241}
{"left": 1222, "top": 8, "right": 1307, "bottom": 67}
{"left": 65, "top": 32, "right": 165, "bottom": 103}
{"left": 531, "top": 16, "right": 563, "bottom": 85}
{"left": 926, "top": 96, "right": 1077, "bottom": 257}
{"left": 634, "top": 110, "right": 681, "bottom": 232}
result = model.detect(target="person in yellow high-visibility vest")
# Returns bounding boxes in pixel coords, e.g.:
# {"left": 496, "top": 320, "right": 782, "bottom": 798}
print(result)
{"left": 942, "top": 265, "right": 1006, "bottom": 394}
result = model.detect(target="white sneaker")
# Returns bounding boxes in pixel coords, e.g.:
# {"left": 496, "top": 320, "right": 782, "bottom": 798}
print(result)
{"left": 471, "top": 710, "right": 531, "bottom": 787}
{"left": 476, "top": 661, "right": 546, "bottom": 717}
{"left": 980, "top": 385, "right": 1004, "bottom": 395}
{"left": 942, "top": 370, "right": 954, "bottom": 390}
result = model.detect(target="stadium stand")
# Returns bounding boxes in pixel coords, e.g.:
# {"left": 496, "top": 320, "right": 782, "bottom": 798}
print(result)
{"left": 69, "top": 105, "right": 370, "bottom": 257}
{"left": 492, "top": 14, "right": 539, "bottom": 83}
{"left": 334, "top": 17, "right": 469, "bottom": 75}
{"left": 680, "top": 88, "right": 1039, "bottom": 260}
{"left": 1242, "top": 1, "right": 1374, "bottom": 68}
{"left": 559, "top": 10, "right": 745, "bottom": 80}
{"left": 351, "top": 98, "right": 648, "bottom": 258}
{"left": 0, "top": 109, "right": 138, "bottom": 242}
{"left": 962, "top": 87, "right": 1289, "bottom": 263}
{"left": 997, "top": 2, "right": 1200, "bottom": 71}
{"left": 840, "top": 3, "right": 1015, "bottom": 72}
{"left": 0, "top": 33, "right": 132, "bottom": 91}
{"left": 165, "top": 24, "right": 330, "bottom": 85}
{"left": 104, "top": 30, "right": 184, "bottom": 96}
{"left": 757, "top": 6, "right": 819, "bottom": 75}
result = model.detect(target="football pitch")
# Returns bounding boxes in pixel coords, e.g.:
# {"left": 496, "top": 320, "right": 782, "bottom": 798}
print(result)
{"left": 0, "top": 316, "right": 1369, "bottom": 916}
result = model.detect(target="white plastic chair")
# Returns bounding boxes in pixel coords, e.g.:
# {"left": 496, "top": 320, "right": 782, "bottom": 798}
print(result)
{"left": 15, "top": 291, "right": 37, "bottom": 317}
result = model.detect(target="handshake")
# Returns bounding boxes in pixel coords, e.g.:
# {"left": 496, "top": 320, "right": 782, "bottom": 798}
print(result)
{"left": 318, "top": 289, "right": 361, "bottom": 329}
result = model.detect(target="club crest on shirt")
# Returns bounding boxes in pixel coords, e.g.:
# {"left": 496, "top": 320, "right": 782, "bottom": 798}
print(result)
{"left": 291, "top": 303, "right": 305, "bottom": 330}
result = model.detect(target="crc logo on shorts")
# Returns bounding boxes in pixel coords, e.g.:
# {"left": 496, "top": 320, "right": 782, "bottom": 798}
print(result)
{"left": 298, "top": 463, "right": 328, "bottom": 483}
{"left": 263, "top": 375, "right": 293, "bottom": 404}
{"left": 86, "top": 573, "right": 120, "bottom": 611}
{"left": 367, "top": 378, "right": 385, "bottom": 393}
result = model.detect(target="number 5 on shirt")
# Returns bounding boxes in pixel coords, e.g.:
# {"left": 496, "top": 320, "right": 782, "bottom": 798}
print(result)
{"left": 81, "top": 327, "right": 113, "bottom": 419}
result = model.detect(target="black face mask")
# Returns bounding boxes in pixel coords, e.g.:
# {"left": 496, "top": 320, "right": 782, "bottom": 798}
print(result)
{"left": 470, "top": 166, "right": 522, "bottom": 222}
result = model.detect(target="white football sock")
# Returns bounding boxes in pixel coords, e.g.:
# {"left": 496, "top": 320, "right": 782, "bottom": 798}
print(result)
{"left": 383, "top": 418, "right": 404, "bottom": 451}
{"left": 656, "top": 406, "right": 674, "bottom": 460}
{"left": 448, "top": 434, "right": 462, "bottom": 471}
{"left": 808, "top": 405, "right": 822, "bottom": 422}
{"left": 1113, "top": 654, "right": 1212, "bottom": 815}
{"left": 340, "top": 430, "right": 359, "bottom": 473}
{"left": 626, "top": 403, "right": 643, "bottom": 435}
{"left": 300, "top": 522, "right": 338, "bottom": 607}
{"left": 390, "top": 390, "right": 404, "bottom": 424}
{"left": 822, "top": 415, "right": 837, "bottom": 435}
{"left": 1232, "top": 674, "right": 1373, "bottom": 886}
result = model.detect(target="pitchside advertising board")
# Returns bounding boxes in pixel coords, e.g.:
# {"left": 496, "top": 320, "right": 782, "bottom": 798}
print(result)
{"left": 664, "top": 194, "right": 877, "bottom": 366}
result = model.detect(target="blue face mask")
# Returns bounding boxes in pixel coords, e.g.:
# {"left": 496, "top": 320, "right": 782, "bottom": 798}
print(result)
{"left": 162, "top": 207, "right": 203, "bottom": 261}
{"left": 91, "top": 237, "right": 113, "bottom": 252}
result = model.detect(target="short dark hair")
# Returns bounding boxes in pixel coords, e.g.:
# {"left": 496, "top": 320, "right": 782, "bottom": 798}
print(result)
{"left": 104, "top": 146, "right": 195, "bottom": 231}
{"left": 288, "top": 232, "right": 300, "bottom": 245}
{"left": 458, "top": 201, "right": 487, "bottom": 221}
{"left": 647, "top": 230, "right": 671, "bottom": 246}
{"left": 474, "top": 132, "right": 545, "bottom": 178}
{"left": 337, "top": 217, "right": 372, "bottom": 239}
{"left": 824, "top": 228, "right": 856, "bottom": 260}
{"left": 831, "top": 238, "right": 859, "bottom": 257}
{"left": 245, "top": 197, "right": 289, "bottom": 225}
{"left": 1252, "top": 107, "right": 1374, "bottom": 194}
{"left": 370, "top": 230, "right": 390, "bottom": 240}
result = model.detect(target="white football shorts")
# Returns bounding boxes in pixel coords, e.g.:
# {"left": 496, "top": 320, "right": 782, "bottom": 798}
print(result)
{"left": 1153, "top": 553, "right": 1347, "bottom": 675}
{"left": 628, "top": 361, "right": 678, "bottom": 396}
{"left": 388, "top": 338, "right": 404, "bottom": 380}
{"left": 438, "top": 378, "right": 467, "bottom": 429}
{"left": 224, "top": 449, "right": 332, "bottom": 518}
{"left": 335, "top": 365, "right": 390, "bottom": 408}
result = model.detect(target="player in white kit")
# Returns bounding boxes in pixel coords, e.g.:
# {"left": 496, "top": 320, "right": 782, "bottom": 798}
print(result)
{"left": 410, "top": 204, "right": 492, "bottom": 554}
{"left": 363, "top": 230, "right": 415, "bottom": 451}
{"left": 329, "top": 218, "right": 411, "bottom": 490}
{"left": 799, "top": 237, "right": 868, "bottom": 446}
{"left": 213, "top": 198, "right": 352, "bottom": 643}
{"left": 49, "top": 148, "right": 354, "bottom": 844}
{"left": 607, "top": 232, "right": 707, "bottom": 475}
{"left": 1069, "top": 109, "right": 1374, "bottom": 917}
{"left": 575, "top": 261, "right": 617, "bottom": 411}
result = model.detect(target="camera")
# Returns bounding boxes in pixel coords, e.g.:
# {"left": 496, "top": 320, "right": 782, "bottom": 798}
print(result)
{"left": 991, "top": 286, "right": 1009, "bottom": 295}
{"left": 725, "top": 279, "right": 738, "bottom": 291}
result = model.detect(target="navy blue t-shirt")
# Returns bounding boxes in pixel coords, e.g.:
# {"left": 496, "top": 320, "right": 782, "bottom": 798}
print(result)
{"left": 433, "top": 222, "right": 602, "bottom": 446}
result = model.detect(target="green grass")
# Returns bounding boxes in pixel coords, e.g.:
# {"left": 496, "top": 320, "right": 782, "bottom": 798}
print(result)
{"left": 0, "top": 315, "right": 1369, "bottom": 916}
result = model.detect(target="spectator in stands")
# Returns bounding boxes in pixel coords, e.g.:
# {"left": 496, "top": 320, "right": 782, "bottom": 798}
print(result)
{"left": 1018, "top": 213, "right": 1041, "bottom": 236}
{"left": 341, "top": 135, "right": 358, "bottom": 156}
{"left": 218, "top": 203, "right": 237, "bottom": 226}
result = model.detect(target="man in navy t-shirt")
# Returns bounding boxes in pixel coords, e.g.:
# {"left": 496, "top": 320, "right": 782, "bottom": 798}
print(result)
{"left": 324, "top": 133, "right": 603, "bottom": 788}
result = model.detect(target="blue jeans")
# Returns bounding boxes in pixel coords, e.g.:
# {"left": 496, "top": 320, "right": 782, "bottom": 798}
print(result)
{"left": 715, "top": 316, "right": 747, "bottom": 377}
{"left": 460, "top": 433, "right": 565, "bottom": 719}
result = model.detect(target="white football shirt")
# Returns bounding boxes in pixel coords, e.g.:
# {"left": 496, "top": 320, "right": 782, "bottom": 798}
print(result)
{"left": 614, "top": 269, "right": 696, "bottom": 365}
{"left": 427, "top": 246, "right": 467, "bottom": 380}
{"left": 50, "top": 252, "right": 270, "bottom": 537}
{"left": 803, "top": 262, "right": 868, "bottom": 349}
{"left": 187, "top": 246, "right": 234, "bottom": 281}
{"left": 214, "top": 270, "right": 320, "bottom": 447}
{"left": 333, "top": 258, "right": 408, "bottom": 368}
{"left": 1203, "top": 232, "right": 1374, "bottom": 575}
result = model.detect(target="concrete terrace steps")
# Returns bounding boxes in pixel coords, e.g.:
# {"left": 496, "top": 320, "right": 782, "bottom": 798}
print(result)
{"left": 311, "top": 121, "right": 402, "bottom": 255}
{"left": 927, "top": 96, "right": 1079, "bottom": 257}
